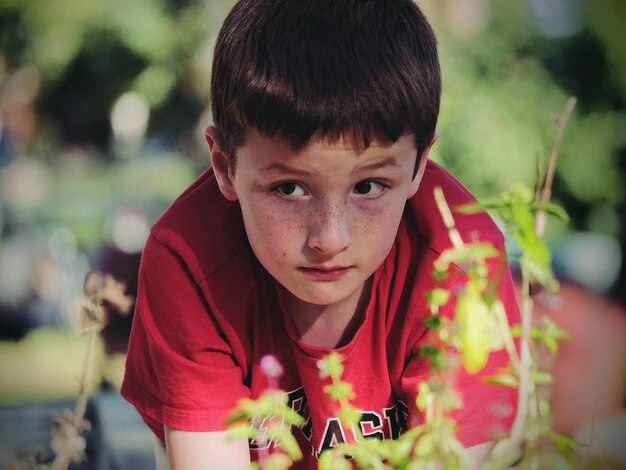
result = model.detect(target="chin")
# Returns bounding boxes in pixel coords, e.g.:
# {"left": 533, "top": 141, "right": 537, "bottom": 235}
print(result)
{"left": 294, "top": 285, "right": 357, "bottom": 307}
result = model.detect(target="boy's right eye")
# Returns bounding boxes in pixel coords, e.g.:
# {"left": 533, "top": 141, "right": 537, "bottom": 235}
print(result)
{"left": 273, "top": 182, "right": 306, "bottom": 197}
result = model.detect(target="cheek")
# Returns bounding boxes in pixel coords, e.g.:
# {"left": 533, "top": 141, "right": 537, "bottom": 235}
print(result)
{"left": 241, "top": 202, "right": 302, "bottom": 259}
{"left": 353, "top": 200, "right": 405, "bottom": 250}
{"left": 355, "top": 198, "right": 405, "bottom": 226}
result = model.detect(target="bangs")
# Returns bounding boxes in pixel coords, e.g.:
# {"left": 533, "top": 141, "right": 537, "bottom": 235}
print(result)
{"left": 230, "top": 54, "right": 423, "bottom": 151}
{"left": 212, "top": 0, "right": 440, "bottom": 157}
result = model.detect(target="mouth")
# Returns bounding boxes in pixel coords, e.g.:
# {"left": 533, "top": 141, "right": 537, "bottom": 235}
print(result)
{"left": 299, "top": 265, "right": 353, "bottom": 281}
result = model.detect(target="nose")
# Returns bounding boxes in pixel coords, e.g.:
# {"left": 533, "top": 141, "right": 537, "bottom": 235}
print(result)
{"left": 306, "top": 202, "right": 351, "bottom": 256}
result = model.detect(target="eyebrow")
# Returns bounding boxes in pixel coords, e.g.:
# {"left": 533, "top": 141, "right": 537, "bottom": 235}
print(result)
{"left": 352, "top": 156, "right": 402, "bottom": 174}
{"left": 259, "top": 162, "right": 313, "bottom": 176}
{"left": 259, "top": 155, "right": 402, "bottom": 176}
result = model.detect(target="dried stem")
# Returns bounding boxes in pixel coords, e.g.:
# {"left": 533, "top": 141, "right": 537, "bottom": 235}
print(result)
{"left": 72, "top": 330, "right": 97, "bottom": 429}
{"left": 535, "top": 97, "right": 577, "bottom": 237}
{"left": 51, "top": 272, "right": 106, "bottom": 470}
{"left": 51, "top": 332, "right": 97, "bottom": 470}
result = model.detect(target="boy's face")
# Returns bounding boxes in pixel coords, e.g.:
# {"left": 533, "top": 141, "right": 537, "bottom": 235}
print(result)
{"left": 208, "top": 127, "right": 431, "bottom": 314}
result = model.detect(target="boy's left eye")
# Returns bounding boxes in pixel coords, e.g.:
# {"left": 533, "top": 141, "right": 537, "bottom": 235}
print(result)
{"left": 353, "top": 180, "right": 386, "bottom": 196}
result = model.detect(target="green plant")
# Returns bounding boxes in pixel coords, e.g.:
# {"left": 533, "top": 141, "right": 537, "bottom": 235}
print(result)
{"left": 225, "top": 98, "right": 604, "bottom": 469}
{"left": 226, "top": 355, "right": 305, "bottom": 470}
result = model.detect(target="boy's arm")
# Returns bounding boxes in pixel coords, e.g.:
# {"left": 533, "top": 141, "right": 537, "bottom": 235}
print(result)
{"left": 121, "top": 233, "right": 252, "bottom": 447}
{"left": 164, "top": 426, "right": 250, "bottom": 469}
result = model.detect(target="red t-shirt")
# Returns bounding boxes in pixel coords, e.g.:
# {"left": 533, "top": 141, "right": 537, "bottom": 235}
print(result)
{"left": 121, "top": 161, "right": 518, "bottom": 467}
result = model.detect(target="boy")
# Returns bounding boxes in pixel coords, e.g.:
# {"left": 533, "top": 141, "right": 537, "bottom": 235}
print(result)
{"left": 121, "top": 0, "right": 519, "bottom": 468}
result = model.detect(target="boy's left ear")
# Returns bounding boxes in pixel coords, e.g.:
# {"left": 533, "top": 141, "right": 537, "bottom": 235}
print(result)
{"left": 408, "top": 132, "right": 438, "bottom": 199}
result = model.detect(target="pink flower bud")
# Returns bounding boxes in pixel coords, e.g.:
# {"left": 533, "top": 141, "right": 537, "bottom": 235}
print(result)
{"left": 260, "top": 354, "right": 284, "bottom": 379}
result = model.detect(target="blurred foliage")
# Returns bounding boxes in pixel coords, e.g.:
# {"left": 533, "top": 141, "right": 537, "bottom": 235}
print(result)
{"left": 0, "top": 327, "right": 109, "bottom": 403}
{"left": 423, "top": 0, "right": 626, "bottom": 300}
{"left": 431, "top": 1, "right": 626, "bottom": 204}
{"left": 0, "top": 0, "right": 235, "bottom": 148}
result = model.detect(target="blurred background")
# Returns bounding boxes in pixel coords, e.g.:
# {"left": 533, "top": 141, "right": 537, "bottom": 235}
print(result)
{"left": 0, "top": 0, "right": 624, "bottom": 468}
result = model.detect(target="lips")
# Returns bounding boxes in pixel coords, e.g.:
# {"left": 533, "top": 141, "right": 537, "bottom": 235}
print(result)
{"left": 299, "top": 265, "right": 353, "bottom": 281}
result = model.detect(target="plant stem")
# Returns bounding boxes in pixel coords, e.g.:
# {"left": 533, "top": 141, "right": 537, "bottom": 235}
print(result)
{"left": 74, "top": 330, "right": 97, "bottom": 428}
{"left": 434, "top": 187, "right": 464, "bottom": 249}
{"left": 507, "top": 269, "right": 534, "bottom": 452}
{"left": 535, "top": 97, "right": 577, "bottom": 237}
{"left": 495, "top": 301, "right": 520, "bottom": 373}
{"left": 51, "top": 329, "right": 97, "bottom": 470}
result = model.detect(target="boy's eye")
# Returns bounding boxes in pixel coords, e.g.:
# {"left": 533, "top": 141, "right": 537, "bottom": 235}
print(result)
{"left": 354, "top": 180, "right": 386, "bottom": 196}
{"left": 274, "top": 182, "right": 306, "bottom": 197}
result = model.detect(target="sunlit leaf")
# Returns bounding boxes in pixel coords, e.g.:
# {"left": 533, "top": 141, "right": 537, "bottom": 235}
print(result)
{"left": 531, "top": 202, "right": 570, "bottom": 222}
{"left": 317, "top": 352, "right": 344, "bottom": 379}
{"left": 531, "top": 371, "right": 554, "bottom": 385}
{"left": 484, "top": 373, "right": 519, "bottom": 388}
{"left": 427, "top": 289, "right": 451, "bottom": 310}
{"left": 323, "top": 382, "right": 355, "bottom": 401}
{"left": 456, "top": 284, "right": 490, "bottom": 374}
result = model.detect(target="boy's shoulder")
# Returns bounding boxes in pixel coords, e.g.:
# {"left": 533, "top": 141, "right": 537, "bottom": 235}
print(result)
{"left": 409, "top": 161, "right": 504, "bottom": 255}
{"left": 149, "top": 167, "right": 249, "bottom": 283}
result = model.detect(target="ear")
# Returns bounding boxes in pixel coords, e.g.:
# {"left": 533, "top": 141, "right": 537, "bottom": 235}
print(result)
{"left": 407, "top": 131, "right": 439, "bottom": 199}
{"left": 205, "top": 126, "right": 238, "bottom": 201}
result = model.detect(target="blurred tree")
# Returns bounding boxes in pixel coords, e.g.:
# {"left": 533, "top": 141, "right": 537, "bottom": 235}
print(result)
{"left": 41, "top": 29, "right": 146, "bottom": 149}
{"left": 424, "top": 0, "right": 626, "bottom": 302}
{"left": 0, "top": 0, "right": 233, "bottom": 156}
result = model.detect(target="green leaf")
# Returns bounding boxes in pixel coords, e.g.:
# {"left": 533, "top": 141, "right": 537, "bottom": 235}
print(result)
{"left": 318, "top": 450, "right": 352, "bottom": 470}
{"left": 516, "top": 232, "right": 551, "bottom": 271}
{"left": 531, "top": 371, "right": 554, "bottom": 385}
{"left": 520, "top": 255, "right": 559, "bottom": 292}
{"left": 227, "top": 423, "right": 258, "bottom": 440}
{"left": 531, "top": 202, "right": 570, "bottom": 222}
{"left": 439, "top": 387, "right": 463, "bottom": 411}
{"left": 274, "top": 405, "right": 305, "bottom": 427}
{"left": 543, "top": 336, "right": 559, "bottom": 355}
{"left": 337, "top": 407, "right": 361, "bottom": 428}
{"left": 482, "top": 446, "right": 523, "bottom": 470}
{"left": 323, "top": 382, "right": 355, "bottom": 401}
{"left": 317, "top": 352, "right": 345, "bottom": 379}
{"left": 541, "top": 316, "right": 572, "bottom": 339}
{"left": 267, "top": 423, "right": 303, "bottom": 460}
{"left": 414, "top": 433, "right": 436, "bottom": 457}
{"left": 427, "top": 288, "right": 451, "bottom": 310}
{"left": 455, "top": 199, "right": 504, "bottom": 214}
{"left": 263, "top": 453, "right": 293, "bottom": 470}
{"left": 419, "top": 344, "right": 443, "bottom": 364}
{"left": 387, "top": 436, "right": 418, "bottom": 466}
{"left": 484, "top": 373, "right": 519, "bottom": 388}
{"left": 416, "top": 381, "right": 432, "bottom": 412}
{"left": 547, "top": 431, "right": 580, "bottom": 453}
{"left": 423, "top": 315, "right": 444, "bottom": 330}
{"left": 434, "top": 243, "right": 499, "bottom": 273}
{"left": 455, "top": 284, "right": 491, "bottom": 374}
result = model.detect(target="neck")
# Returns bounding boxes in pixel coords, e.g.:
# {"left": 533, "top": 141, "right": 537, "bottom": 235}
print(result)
{"left": 284, "top": 279, "right": 372, "bottom": 348}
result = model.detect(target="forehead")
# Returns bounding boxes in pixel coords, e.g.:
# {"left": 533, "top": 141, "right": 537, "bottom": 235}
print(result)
{"left": 236, "top": 128, "right": 417, "bottom": 159}
{"left": 229, "top": 128, "right": 419, "bottom": 181}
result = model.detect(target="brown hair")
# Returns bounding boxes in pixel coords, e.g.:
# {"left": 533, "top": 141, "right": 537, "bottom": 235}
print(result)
{"left": 211, "top": 0, "right": 441, "bottom": 167}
